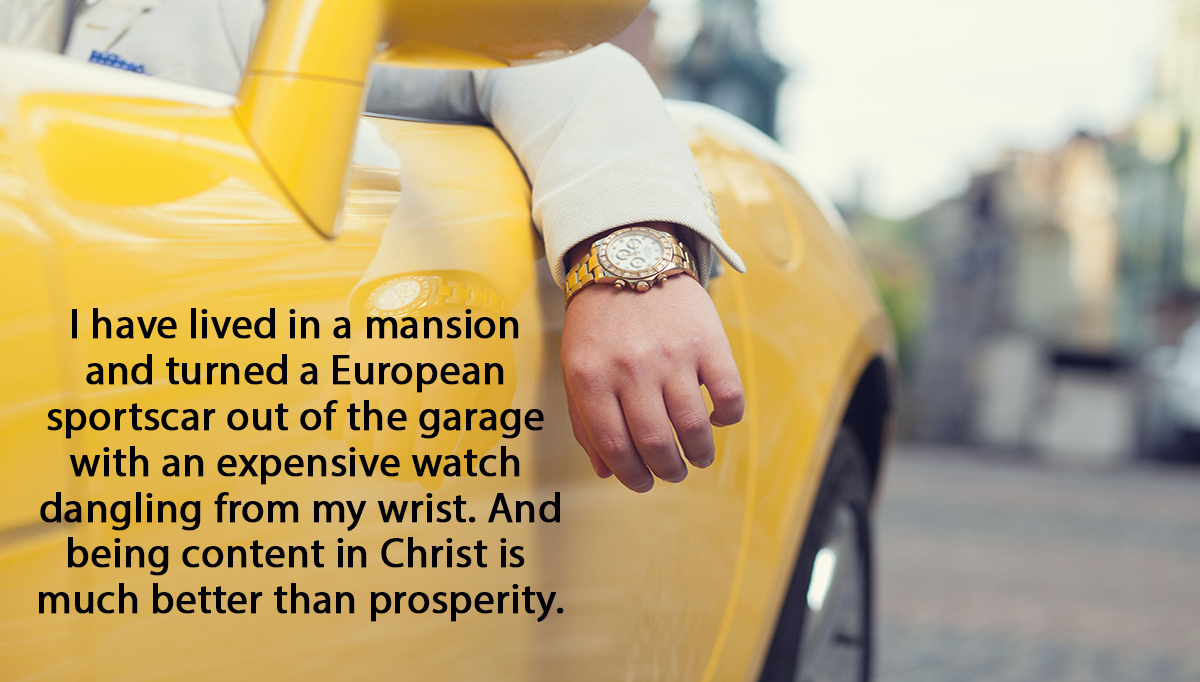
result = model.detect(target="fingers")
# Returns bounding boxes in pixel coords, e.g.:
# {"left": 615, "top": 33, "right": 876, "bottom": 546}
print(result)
{"left": 700, "top": 351, "right": 746, "bottom": 428}
{"left": 563, "top": 352, "right": 740, "bottom": 491}
{"left": 560, "top": 275, "right": 744, "bottom": 491}
{"left": 620, "top": 389, "right": 688, "bottom": 484}
{"left": 568, "top": 392, "right": 612, "bottom": 479}
{"left": 575, "top": 393, "right": 654, "bottom": 492}
{"left": 665, "top": 379, "right": 716, "bottom": 468}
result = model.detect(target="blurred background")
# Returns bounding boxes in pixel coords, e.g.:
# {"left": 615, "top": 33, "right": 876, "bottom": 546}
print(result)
{"left": 615, "top": 0, "right": 1200, "bottom": 679}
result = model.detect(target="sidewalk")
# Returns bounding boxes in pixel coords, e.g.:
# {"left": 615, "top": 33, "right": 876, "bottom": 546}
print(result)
{"left": 876, "top": 445, "right": 1200, "bottom": 681}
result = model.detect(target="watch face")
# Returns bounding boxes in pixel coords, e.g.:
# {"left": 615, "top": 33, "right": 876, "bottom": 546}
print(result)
{"left": 599, "top": 228, "right": 671, "bottom": 278}
{"left": 368, "top": 277, "right": 429, "bottom": 316}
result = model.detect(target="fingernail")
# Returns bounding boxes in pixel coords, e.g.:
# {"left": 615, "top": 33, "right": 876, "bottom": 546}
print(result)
{"left": 667, "top": 470, "right": 688, "bottom": 483}
{"left": 632, "top": 479, "right": 654, "bottom": 493}
{"left": 695, "top": 456, "right": 715, "bottom": 469}
{"left": 710, "top": 416, "right": 727, "bottom": 427}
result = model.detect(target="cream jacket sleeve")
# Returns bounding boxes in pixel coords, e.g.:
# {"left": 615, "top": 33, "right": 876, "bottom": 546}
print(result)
{"left": 61, "top": 0, "right": 745, "bottom": 288}
{"left": 365, "top": 46, "right": 745, "bottom": 287}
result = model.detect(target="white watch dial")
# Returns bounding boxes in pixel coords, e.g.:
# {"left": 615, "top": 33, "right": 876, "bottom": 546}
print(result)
{"left": 607, "top": 232, "right": 665, "bottom": 275}
{"left": 373, "top": 277, "right": 425, "bottom": 312}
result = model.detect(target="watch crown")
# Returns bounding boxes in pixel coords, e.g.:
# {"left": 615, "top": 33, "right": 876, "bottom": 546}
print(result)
{"left": 635, "top": 281, "right": 651, "bottom": 292}
{"left": 614, "top": 280, "right": 626, "bottom": 289}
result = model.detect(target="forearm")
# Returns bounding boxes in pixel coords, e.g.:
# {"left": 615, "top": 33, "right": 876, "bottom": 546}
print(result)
{"left": 473, "top": 44, "right": 744, "bottom": 288}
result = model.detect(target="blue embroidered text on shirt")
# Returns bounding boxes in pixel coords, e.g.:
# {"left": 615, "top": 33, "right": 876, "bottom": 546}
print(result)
{"left": 88, "top": 50, "right": 147, "bottom": 74}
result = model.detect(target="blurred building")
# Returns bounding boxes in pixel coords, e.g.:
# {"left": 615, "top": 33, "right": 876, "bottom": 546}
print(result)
{"left": 1160, "top": 0, "right": 1200, "bottom": 288}
{"left": 1107, "top": 110, "right": 1191, "bottom": 348}
{"left": 910, "top": 134, "right": 1141, "bottom": 461}
{"left": 910, "top": 165, "right": 1016, "bottom": 445}
{"left": 669, "top": 0, "right": 785, "bottom": 138}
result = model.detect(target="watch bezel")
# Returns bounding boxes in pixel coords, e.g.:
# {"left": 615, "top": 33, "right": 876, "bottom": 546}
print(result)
{"left": 366, "top": 276, "right": 433, "bottom": 317}
{"left": 596, "top": 227, "right": 675, "bottom": 280}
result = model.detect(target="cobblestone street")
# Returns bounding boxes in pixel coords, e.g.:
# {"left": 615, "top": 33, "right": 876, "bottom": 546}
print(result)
{"left": 876, "top": 446, "right": 1200, "bottom": 681}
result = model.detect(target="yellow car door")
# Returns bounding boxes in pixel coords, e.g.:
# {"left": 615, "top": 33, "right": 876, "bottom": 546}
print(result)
{"left": 2, "top": 45, "right": 764, "bottom": 677}
{"left": 0, "top": 135, "right": 79, "bottom": 679}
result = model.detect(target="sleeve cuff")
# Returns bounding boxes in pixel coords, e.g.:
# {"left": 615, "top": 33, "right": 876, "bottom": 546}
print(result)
{"left": 544, "top": 176, "right": 746, "bottom": 289}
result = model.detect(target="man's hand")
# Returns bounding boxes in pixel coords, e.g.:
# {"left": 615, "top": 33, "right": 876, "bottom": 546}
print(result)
{"left": 561, "top": 274, "right": 745, "bottom": 492}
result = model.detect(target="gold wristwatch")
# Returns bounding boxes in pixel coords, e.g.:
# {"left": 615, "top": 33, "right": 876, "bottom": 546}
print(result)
{"left": 564, "top": 226, "right": 698, "bottom": 306}
{"left": 365, "top": 275, "right": 505, "bottom": 317}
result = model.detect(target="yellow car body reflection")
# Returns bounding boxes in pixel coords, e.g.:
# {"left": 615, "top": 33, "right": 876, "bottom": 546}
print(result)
{"left": 0, "top": 26, "right": 893, "bottom": 682}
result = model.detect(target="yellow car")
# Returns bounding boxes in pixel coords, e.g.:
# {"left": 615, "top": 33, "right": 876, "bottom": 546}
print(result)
{"left": 0, "top": 1, "right": 894, "bottom": 680}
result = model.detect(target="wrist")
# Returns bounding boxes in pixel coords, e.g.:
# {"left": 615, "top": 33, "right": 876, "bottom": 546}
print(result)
{"left": 565, "top": 222, "right": 680, "bottom": 273}
{"left": 563, "top": 222, "right": 694, "bottom": 307}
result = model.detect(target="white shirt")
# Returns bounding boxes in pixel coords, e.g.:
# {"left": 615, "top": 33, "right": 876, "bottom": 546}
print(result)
{"left": 0, "top": 0, "right": 72, "bottom": 50}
